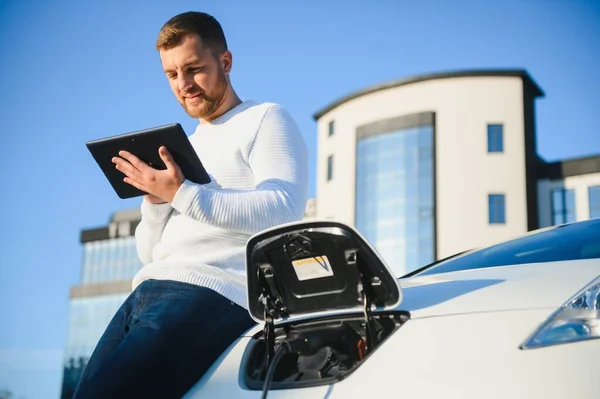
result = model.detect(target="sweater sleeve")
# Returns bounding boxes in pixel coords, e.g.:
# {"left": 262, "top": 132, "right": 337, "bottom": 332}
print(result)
{"left": 169, "top": 104, "right": 308, "bottom": 234}
{"left": 134, "top": 198, "right": 173, "bottom": 264}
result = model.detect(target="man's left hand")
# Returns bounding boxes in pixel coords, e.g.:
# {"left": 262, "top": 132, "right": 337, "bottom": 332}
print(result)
{"left": 112, "top": 146, "right": 184, "bottom": 203}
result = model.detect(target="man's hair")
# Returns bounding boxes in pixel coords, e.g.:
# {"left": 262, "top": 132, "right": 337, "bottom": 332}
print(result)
{"left": 156, "top": 11, "right": 227, "bottom": 54}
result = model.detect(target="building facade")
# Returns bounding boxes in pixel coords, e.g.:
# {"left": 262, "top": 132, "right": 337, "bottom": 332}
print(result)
{"left": 537, "top": 156, "right": 600, "bottom": 227}
{"left": 312, "top": 69, "right": 600, "bottom": 277}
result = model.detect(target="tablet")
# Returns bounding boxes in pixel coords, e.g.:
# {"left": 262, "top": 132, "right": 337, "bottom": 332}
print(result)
{"left": 86, "top": 123, "right": 210, "bottom": 199}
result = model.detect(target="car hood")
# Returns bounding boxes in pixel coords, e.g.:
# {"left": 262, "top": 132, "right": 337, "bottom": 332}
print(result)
{"left": 398, "top": 258, "right": 600, "bottom": 319}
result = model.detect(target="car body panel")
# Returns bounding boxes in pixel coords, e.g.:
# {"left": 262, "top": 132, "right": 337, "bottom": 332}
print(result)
{"left": 183, "top": 258, "right": 600, "bottom": 398}
{"left": 400, "top": 258, "right": 600, "bottom": 318}
{"left": 320, "top": 309, "right": 600, "bottom": 399}
{"left": 184, "top": 309, "right": 600, "bottom": 399}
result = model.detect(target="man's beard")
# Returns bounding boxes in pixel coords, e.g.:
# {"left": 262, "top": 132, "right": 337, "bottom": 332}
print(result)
{"left": 181, "top": 71, "right": 228, "bottom": 119}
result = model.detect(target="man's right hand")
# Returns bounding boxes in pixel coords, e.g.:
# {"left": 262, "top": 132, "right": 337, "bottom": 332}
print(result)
{"left": 145, "top": 194, "right": 167, "bottom": 204}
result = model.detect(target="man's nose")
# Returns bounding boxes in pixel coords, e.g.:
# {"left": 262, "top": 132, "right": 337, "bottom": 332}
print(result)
{"left": 176, "top": 74, "right": 193, "bottom": 92}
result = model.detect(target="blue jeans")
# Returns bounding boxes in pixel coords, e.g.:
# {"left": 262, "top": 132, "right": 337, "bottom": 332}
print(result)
{"left": 72, "top": 279, "right": 255, "bottom": 399}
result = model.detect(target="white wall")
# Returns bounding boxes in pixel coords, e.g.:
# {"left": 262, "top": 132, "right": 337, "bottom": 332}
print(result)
{"left": 538, "top": 172, "right": 600, "bottom": 227}
{"left": 316, "top": 75, "right": 530, "bottom": 261}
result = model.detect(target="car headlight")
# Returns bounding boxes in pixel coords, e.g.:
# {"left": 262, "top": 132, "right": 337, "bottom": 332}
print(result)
{"left": 521, "top": 275, "right": 600, "bottom": 350}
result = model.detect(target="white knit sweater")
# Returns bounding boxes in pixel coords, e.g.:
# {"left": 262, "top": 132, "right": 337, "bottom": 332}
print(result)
{"left": 132, "top": 101, "right": 308, "bottom": 308}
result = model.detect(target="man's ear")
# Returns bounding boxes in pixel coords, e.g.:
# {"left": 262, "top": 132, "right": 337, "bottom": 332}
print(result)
{"left": 221, "top": 50, "right": 233, "bottom": 75}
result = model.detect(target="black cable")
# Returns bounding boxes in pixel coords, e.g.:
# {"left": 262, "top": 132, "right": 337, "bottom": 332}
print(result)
{"left": 262, "top": 340, "right": 292, "bottom": 399}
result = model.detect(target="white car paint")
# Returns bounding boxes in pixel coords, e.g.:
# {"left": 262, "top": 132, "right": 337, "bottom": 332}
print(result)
{"left": 400, "top": 259, "right": 600, "bottom": 318}
{"left": 183, "top": 257, "right": 600, "bottom": 399}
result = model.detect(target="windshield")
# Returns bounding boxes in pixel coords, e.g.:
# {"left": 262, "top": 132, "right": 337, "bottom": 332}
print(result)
{"left": 406, "top": 218, "right": 600, "bottom": 277}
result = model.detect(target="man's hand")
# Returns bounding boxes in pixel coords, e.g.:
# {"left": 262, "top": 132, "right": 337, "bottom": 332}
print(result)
{"left": 112, "top": 146, "right": 184, "bottom": 203}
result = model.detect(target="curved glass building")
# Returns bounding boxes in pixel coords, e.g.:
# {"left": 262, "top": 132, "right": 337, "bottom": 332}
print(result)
{"left": 355, "top": 113, "right": 435, "bottom": 274}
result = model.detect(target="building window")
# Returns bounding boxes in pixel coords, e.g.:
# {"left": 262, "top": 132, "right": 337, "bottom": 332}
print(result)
{"left": 589, "top": 186, "right": 600, "bottom": 219}
{"left": 355, "top": 123, "right": 435, "bottom": 276}
{"left": 551, "top": 188, "right": 576, "bottom": 225}
{"left": 487, "top": 124, "right": 504, "bottom": 153}
{"left": 327, "top": 155, "right": 333, "bottom": 181}
{"left": 328, "top": 120, "right": 335, "bottom": 136}
{"left": 488, "top": 194, "right": 506, "bottom": 224}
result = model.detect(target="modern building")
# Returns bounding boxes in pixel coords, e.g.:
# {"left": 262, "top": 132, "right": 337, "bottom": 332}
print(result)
{"left": 60, "top": 208, "right": 142, "bottom": 399}
{"left": 312, "top": 69, "right": 600, "bottom": 277}
{"left": 537, "top": 155, "right": 600, "bottom": 226}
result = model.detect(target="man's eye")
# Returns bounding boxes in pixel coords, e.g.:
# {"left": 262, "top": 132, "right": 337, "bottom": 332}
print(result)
{"left": 190, "top": 67, "right": 204, "bottom": 73}
{"left": 167, "top": 73, "right": 177, "bottom": 79}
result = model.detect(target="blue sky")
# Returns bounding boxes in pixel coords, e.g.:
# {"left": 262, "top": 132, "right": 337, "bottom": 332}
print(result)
{"left": 0, "top": 0, "right": 599, "bottom": 397}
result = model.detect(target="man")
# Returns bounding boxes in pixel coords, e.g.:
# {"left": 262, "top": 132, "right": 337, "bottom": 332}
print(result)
{"left": 72, "top": 11, "right": 308, "bottom": 398}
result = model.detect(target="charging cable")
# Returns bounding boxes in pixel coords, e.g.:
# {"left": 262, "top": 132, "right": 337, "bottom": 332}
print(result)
{"left": 261, "top": 340, "right": 292, "bottom": 399}
{"left": 261, "top": 328, "right": 359, "bottom": 399}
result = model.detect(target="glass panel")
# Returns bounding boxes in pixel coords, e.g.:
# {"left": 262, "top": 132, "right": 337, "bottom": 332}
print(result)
{"left": 126, "top": 236, "right": 142, "bottom": 278}
{"left": 108, "top": 240, "right": 119, "bottom": 282}
{"left": 589, "top": 186, "right": 600, "bottom": 219}
{"left": 97, "top": 241, "right": 108, "bottom": 283}
{"left": 551, "top": 188, "right": 576, "bottom": 225}
{"left": 551, "top": 189, "right": 563, "bottom": 225}
{"left": 82, "top": 243, "right": 93, "bottom": 285}
{"left": 62, "top": 293, "right": 129, "bottom": 398}
{"left": 116, "top": 237, "right": 126, "bottom": 281}
{"left": 565, "top": 190, "right": 576, "bottom": 223}
{"left": 488, "top": 194, "right": 506, "bottom": 224}
{"left": 487, "top": 124, "right": 503, "bottom": 152}
{"left": 355, "top": 122, "right": 434, "bottom": 276}
{"left": 89, "top": 241, "right": 100, "bottom": 284}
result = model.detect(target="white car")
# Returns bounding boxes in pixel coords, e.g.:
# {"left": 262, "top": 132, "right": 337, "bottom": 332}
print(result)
{"left": 184, "top": 218, "right": 600, "bottom": 399}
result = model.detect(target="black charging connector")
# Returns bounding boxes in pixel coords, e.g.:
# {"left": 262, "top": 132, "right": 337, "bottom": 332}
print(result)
{"left": 261, "top": 340, "right": 291, "bottom": 399}
{"left": 261, "top": 324, "right": 365, "bottom": 399}
{"left": 261, "top": 332, "right": 329, "bottom": 399}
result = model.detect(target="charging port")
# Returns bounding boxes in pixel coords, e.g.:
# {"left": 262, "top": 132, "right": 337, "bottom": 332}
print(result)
{"left": 243, "top": 311, "right": 409, "bottom": 391}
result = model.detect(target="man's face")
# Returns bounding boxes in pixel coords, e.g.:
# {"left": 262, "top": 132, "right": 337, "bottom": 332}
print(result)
{"left": 159, "top": 33, "right": 230, "bottom": 119}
